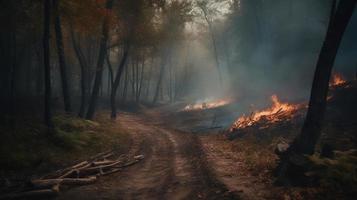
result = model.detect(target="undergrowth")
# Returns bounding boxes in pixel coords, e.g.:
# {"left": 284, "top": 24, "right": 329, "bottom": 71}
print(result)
{"left": 0, "top": 112, "right": 130, "bottom": 178}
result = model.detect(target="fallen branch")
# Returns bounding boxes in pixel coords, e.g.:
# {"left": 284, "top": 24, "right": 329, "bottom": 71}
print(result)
{"left": 2, "top": 152, "right": 144, "bottom": 199}
{"left": 31, "top": 176, "right": 97, "bottom": 189}
{"left": 0, "top": 185, "right": 59, "bottom": 200}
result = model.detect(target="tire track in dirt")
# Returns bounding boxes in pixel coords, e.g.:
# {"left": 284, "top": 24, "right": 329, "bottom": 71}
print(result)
{"left": 56, "top": 113, "right": 239, "bottom": 200}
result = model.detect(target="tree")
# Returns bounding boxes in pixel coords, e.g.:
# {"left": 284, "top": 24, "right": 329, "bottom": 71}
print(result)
{"left": 86, "top": 0, "right": 114, "bottom": 120}
{"left": 69, "top": 24, "right": 88, "bottom": 118}
{"left": 276, "top": 0, "right": 356, "bottom": 185}
{"left": 197, "top": 0, "right": 223, "bottom": 85}
{"left": 43, "top": 0, "right": 53, "bottom": 128}
{"left": 110, "top": 43, "right": 129, "bottom": 119}
{"left": 53, "top": 0, "right": 72, "bottom": 112}
{"left": 152, "top": 0, "right": 192, "bottom": 104}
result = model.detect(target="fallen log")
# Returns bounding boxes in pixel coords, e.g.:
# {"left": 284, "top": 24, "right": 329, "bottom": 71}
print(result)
{"left": 101, "top": 168, "right": 122, "bottom": 176}
{"left": 0, "top": 185, "right": 59, "bottom": 200}
{"left": 77, "top": 161, "right": 122, "bottom": 177}
{"left": 31, "top": 176, "right": 97, "bottom": 189}
{"left": 41, "top": 161, "right": 89, "bottom": 179}
{"left": 92, "top": 160, "right": 116, "bottom": 166}
{"left": 58, "top": 162, "right": 92, "bottom": 178}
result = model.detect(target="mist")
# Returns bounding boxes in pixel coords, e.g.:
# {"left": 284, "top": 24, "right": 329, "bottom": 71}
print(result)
{"left": 180, "top": 0, "right": 357, "bottom": 107}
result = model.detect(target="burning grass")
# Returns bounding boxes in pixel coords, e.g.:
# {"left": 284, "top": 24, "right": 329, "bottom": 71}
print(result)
{"left": 183, "top": 98, "right": 232, "bottom": 111}
{"left": 329, "top": 73, "right": 346, "bottom": 87}
{"left": 230, "top": 95, "right": 304, "bottom": 132}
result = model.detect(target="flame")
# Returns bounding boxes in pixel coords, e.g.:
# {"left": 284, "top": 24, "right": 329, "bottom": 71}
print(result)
{"left": 230, "top": 95, "right": 300, "bottom": 131}
{"left": 183, "top": 99, "right": 231, "bottom": 111}
{"left": 329, "top": 73, "right": 346, "bottom": 87}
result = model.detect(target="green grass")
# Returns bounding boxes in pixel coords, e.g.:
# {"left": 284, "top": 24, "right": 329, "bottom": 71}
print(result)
{"left": 0, "top": 112, "right": 130, "bottom": 177}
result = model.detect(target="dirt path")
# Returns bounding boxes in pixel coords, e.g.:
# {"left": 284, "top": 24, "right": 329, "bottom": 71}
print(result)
{"left": 56, "top": 113, "right": 238, "bottom": 200}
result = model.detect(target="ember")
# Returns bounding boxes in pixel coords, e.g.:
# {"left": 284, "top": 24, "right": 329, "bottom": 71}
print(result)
{"left": 183, "top": 99, "right": 231, "bottom": 111}
{"left": 329, "top": 73, "right": 346, "bottom": 87}
{"left": 230, "top": 95, "right": 301, "bottom": 131}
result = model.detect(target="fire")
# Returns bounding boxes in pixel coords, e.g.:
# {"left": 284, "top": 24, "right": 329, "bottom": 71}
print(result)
{"left": 183, "top": 99, "right": 231, "bottom": 111}
{"left": 230, "top": 95, "right": 300, "bottom": 131}
{"left": 329, "top": 73, "right": 346, "bottom": 87}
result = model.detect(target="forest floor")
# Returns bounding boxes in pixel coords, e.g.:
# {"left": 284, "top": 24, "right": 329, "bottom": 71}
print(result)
{"left": 56, "top": 112, "right": 238, "bottom": 200}
{"left": 56, "top": 108, "right": 323, "bottom": 200}
{"left": 2, "top": 81, "right": 356, "bottom": 199}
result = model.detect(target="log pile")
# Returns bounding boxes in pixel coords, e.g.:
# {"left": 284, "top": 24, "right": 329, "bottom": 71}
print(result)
{"left": 0, "top": 151, "right": 144, "bottom": 199}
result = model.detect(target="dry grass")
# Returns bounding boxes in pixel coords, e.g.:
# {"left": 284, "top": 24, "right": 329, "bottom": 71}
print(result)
{"left": 201, "top": 134, "right": 323, "bottom": 200}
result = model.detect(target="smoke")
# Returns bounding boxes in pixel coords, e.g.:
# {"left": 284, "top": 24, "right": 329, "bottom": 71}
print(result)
{"left": 183, "top": 0, "right": 357, "bottom": 106}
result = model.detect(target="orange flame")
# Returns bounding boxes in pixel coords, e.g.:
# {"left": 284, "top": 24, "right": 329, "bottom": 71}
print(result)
{"left": 329, "top": 73, "right": 346, "bottom": 87}
{"left": 230, "top": 95, "right": 300, "bottom": 131}
{"left": 184, "top": 99, "right": 231, "bottom": 111}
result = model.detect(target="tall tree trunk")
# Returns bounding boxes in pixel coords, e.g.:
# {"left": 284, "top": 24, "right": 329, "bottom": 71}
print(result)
{"left": 135, "top": 58, "right": 140, "bottom": 103}
{"left": 291, "top": 0, "right": 353, "bottom": 155}
{"left": 43, "top": 0, "right": 53, "bottom": 128}
{"left": 53, "top": 0, "right": 71, "bottom": 112}
{"left": 137, "top": 57, "right": 145, "bottom": 103}
{"left": 86, "top": 0, "right": 114, "bottom": 120}
{"left": 70, "top": 25, "right": 88, "bottom": 118}
{"left": 153, "top": 52, "right": 168, "bottom": 104}
{"left": 110, "top": 45, "right": 129, "bottom": 119}
{"left": 145, "top": 57, "right": 154, "bottom": 101}
{"left": 122, "top": 63, "right": 128, "bottom": 103}
{"left": 35, "top": 47, "right": 44, "bottom": 97}
{"left": 131, "top": 60, "right": 135, "bottom": 101}
{"left": 199, "top": 5, "right": 222, "bottom": 86}
{"left": 106, "top": 53, "right": 114, "bottom": 93}
{"left": 276, "top": 0, "right": 356, "bottom": 184}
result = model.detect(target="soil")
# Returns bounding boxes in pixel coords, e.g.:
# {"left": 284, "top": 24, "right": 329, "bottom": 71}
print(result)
{"left": 56, "top": 112, "right": 240, "bottom": 200}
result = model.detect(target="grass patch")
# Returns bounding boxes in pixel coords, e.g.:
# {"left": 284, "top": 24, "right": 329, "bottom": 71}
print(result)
{"left": 0, "top": 112, "right": 130, "bottom": 179}
{"left": 307, "top": 151, "right": 357, "bottom": 196}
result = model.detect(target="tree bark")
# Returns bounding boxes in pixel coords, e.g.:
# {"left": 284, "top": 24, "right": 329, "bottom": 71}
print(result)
{"left": 69, "top": 25, "right": 88, "bottom": 118}
{"left": 291, "top": 0, "right": 354, "bottom": 155}
{"left": 53, "top": 0, "right": 72, "bottom": 112}
{"left": 110, "top": 45, "right": 129, "bottom": 119}
{"left": 153, "top": 52, "right": 168, "bottom": 104}
{"left": 199, "top": 5, "right": 223, "bottom": 86}
{"left": 43, "top": 0, "right": 53, "bottom": 128}
{"left": 122, "top": 63, "right": 128, "bottom": 102}
{"left": 86, "top": 0, "right": 114, "bottom": 120}
{"left": 137, "top": 57, "right": 145, "bottom": 103}
{"left": 276, "top": 0, "right": 356, "bottom": 184}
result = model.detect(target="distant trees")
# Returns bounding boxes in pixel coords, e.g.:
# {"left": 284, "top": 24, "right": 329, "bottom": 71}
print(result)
{"left": 196, "top": 0, "right": 222, "bottom": 85}
{"left": 276, "top": 0, "right": 356, "bottom": 184}
{"left": 86, "top": 0, "right": 114, "bottom": 120}
{"left": 0, "top": 0, "right": 196, "bottom": 123}
{"left": 153, "top": 1, "right": 192, "bottom": 104}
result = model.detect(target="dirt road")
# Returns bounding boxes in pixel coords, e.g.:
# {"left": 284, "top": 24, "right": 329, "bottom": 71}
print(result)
{"left": 56, "top": 113, "right": 239, "bottom": 200}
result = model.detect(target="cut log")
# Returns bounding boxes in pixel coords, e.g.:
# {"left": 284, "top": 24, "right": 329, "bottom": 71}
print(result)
{"left": 58, "top": 162, "right": 92, "bottom": 178}
{"left": 92, "top": 160, "right": 116, "bottom": 166}
{"left": 0, "top": 185, "right": 59, "bottom": 200}
{"left": 31, "top": 177, "right": 97, "bottom": 188}
{"left": 89, "top": 151, "right": 114, "bottom": 161}
{"left": 134, "top": 155, "right": 145, "bottom": 160}
{"left": 78, "top": 160, "right": 122, "bottom": 177}
{"left": 101, "top": 168, "right": 122, "bottom": 176}
{"left": 41, "top": 161, "right": 89, "bottom": 179}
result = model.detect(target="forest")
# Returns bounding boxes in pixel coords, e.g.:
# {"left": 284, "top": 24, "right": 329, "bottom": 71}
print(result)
{"left": 0, "top": 0, "right": 357, "bottom": 199}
